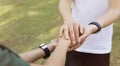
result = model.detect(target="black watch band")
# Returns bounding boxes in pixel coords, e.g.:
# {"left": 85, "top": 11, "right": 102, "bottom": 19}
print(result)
{"left": 39, "top": 43, "right": 50, "bottom": 59}
{"left": 89, "top": 22, "right": 102, "bottom": 33}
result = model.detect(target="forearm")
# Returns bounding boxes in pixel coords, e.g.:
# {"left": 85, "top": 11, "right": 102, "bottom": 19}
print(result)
{"left": 20, "top": 48, "right": 45, "bottom": 63}
{"left": 78, "top": 0, "right": 120, "bottom": 43}
{"left": 96, "top": 8, "right": 120, "bottom": 28}
{"left": 59, "top": 0, "right": 73, "bottom": 21}
{"left": 96, "top": 0, "right": 120, "bottom": 28}
{"left": 20, "top": 44, "right": 55, "bottom": 63}
{"left": 44, "top": 41, "right": 69, "bottom": 66}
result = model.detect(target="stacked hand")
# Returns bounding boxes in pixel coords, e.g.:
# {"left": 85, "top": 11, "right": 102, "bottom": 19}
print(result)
{"left": 60, "top": 19, "right": 83, "bottom": 47}
{"left": 59, "top": 19, "right": 98, "bottom": 51}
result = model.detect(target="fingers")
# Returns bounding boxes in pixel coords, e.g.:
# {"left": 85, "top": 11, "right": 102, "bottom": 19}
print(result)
{"left": 64, "top": 26, "right": 69, "bottom": 40}
{"left": 78, "top": 32, "right": 88, "bottom": 43}
{"left": 50, "top": 39, "right": 59, "bottom": 47}
{"left": 74, "top": 39, "right": 85, "bottom": 49}
{"left": 58, "top": 35, "right": 71, "bottom": 46}
{"left": 59, "top": 26, "right": 64, "bottom": 37}
{"left": 79, "top": 24, "right": 84, "bottom": 35}
{"left": 68, "top": 46, "right": 75, "bottom": 51}
{"left": 60, "top": 26, "right": 69, "bottom": 40}
{"left": 60, "top": 22, "right": 85, "bottom": 48}
{"left": 68, "top": 25, "right": 76, "bottom": 44}
{"left": 69, "top": 24, "right": 84, "bottom": 49}
{"left": 74, "top": 24, "right": 79, "bottom": 42}
{"left": 68, "top": 26, "right": 87, "bottom": 51}
{"left": 68, "top": 43, "right": 81, "bottom": 51}
{"left": 68, "top": 25, "right": 93, "bottom": 51}
{"left": 80, "top": 39, "right": 85, "bottom": 45}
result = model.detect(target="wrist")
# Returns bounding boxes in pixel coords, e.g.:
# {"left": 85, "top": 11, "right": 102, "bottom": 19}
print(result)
{"left": 64, "top": 18, "right": 74, "bottom": 23}
{"left": 89, "top": 25, "right": 98, "bottom": 34}
{"left": 58, "top": 38, "right": 70, "bottom": 48}
{"left": 47, "top": 43, "right": 55, "bottom": 53}
{"left": 63, "top": 17, "right": 73, "bottom": 21}
{"left": 89, "top": 22, "right": 102, "bottom": 33}
{"left": 57, "top": 42, "right": 70, "bottom": 50}
{"left": 39, "top": 43, "right": 51, "bottom": 59}
{"left": 96, "top": 20, "right": 103, "bottom": 28}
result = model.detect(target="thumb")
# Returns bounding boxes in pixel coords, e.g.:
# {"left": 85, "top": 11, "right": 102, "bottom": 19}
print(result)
{"left": 78, "top": 33, "right": 87, "bottom": 43}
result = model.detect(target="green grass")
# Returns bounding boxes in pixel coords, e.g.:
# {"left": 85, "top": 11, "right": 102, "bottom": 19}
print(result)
{"left": 0, "top": 0, "right": 61, "bottom": 52}
{"left": 0, "top": 0, "right": 120, "bottom": 66}
{"left": 111, "top": 18, "right": 120, "bottom": 66}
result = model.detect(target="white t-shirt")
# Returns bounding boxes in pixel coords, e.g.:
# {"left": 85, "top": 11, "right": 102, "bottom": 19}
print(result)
{"left": 72, "top": 0, "right": 113, "bottom": 54}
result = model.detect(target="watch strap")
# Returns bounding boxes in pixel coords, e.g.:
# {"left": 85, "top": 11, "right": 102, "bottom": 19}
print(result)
{"left": 39, "top": 43, "right": 50, "bottom": 59}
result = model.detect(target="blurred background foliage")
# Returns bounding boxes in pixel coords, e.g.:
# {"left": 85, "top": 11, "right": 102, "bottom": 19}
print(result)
{"left": 0, "top": 0, "right": 120, "bottom": 66}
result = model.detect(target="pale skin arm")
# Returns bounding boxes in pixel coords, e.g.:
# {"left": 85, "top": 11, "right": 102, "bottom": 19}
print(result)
{"left": 77, "top": 0, "right": 120, "bottom": 47}
{"left": 44, "top": 38, "right": 70, "bottom": 66}
{"left": 96, "top": 0, "right": 120, "bottom": 28}
{"left": 30, "top": 38, "right": 70, "bottom": 66}
{"left": 59, "top": 0, "right": 84, "bottom": 46}
{"left": 59, "top": 0, "right": 73, "bottom": 20}
{"left": 20, "top": 40, "right": 57, "bottom": 63}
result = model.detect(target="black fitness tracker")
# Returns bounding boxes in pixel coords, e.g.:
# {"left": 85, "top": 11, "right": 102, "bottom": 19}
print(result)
{"left": 89, "top": 22, "right": 102, "bottom": 33}
{"left": 39, "top": 43, "right": 50, "bottom": 59}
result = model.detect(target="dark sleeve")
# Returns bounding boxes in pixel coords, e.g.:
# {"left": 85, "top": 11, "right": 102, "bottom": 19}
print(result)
{"left": 0, "top": 45, "right": 30, "bottom": 66}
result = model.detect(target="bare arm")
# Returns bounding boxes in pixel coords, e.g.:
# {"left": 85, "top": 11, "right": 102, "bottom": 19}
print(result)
{"left": 59, "top": 0, "right": 73, "bottom": 20}
{"left": 96, "top": 0, "right": 120, "bottom": 28}
{"left": 20, "top": 48, "right": 45, "bottom": 63}
{"left": 44, "top": 38, "right": 70, "bottom": 66}
{"left": 78, "top": 0, "right": 120, "bottom": 44}
{"left": 29, "top": 38, "right": 70, "bottom": 66}
{"left": 20, "top": 40, "right": 56, "bottom": 63}
{"left": 59, "top": 0, "right": 83, "bottom": 47}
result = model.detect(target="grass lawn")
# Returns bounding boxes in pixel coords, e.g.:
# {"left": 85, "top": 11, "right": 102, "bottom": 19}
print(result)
{"left": 0, "top": 0, "right": 120, "bottom": 65}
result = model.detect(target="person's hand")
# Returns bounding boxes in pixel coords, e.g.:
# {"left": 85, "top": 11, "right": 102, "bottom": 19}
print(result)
{"left": 58, "top": 33, "right": 71, "bottom": 46}
{"left": 47, "top": 39, "right": 59, "bottom": 53}
{"left": 68, "top": 25, "right": 98, "bottom": 51}
{"left": 59, "top": 19, "right": 84, "bottom": 46}
{"left": 58, "top": 38, "right": 71, "bottom": 47}
{"left": 78, "top": 25, "right": 98, "bottom": 43}
{"left": 49, "top": 39, "right": 58, "bottom": 48}
{"left": 68, "top": 39, "right": 85, "bottom": 51}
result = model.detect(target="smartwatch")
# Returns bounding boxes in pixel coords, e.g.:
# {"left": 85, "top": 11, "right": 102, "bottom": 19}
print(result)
{"left": 39, "top": 43, "right": 50, "bottom": 59}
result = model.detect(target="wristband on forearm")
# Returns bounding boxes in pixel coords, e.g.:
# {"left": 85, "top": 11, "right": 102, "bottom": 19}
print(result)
{"left": 89, "top": 22, "right": 102, "bottom": 33}
{"left": 39, "top": 43, "right": 51, "bottom": 59}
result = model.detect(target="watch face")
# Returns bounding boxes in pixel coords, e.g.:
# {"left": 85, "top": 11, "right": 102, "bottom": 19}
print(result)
{"left": 40, "top": 43, "right": 48, "bottom": 49}
{"left": 39, "top": 43, "right": 50, "bottom": 59}
{"left": 42, "top": 45, "right": 48, "bottom": 49}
